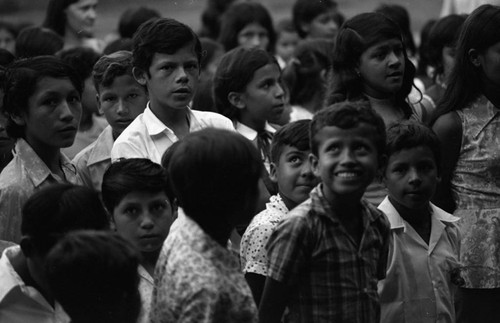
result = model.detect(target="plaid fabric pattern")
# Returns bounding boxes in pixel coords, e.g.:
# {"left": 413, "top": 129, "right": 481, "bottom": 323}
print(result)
{"left": 266, "top": 185, "right": 390, "bottom": 323}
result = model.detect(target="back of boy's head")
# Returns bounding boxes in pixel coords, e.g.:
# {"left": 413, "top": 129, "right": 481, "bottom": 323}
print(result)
{"left": 103, "top": 38, "right": 133, "bottom": 55}
{"left": 20, "top": 184, "right": 109, "bottom": 256}
{"left": 15, "top": 26, "right": 64, "bottom": 59}
{"left": 292, "top": 0, "right": 341, "bottom": 38}
{"left": 213, "top": 46, "right": 278, "bottom": 121}
{"left": 310, "top": 101, "right": 386, "bottom": 157}
{"left": 167, "top": 128, "right": 262, "bottom": 225}
{"left": 92, "top": 50, "right": 135, "bottom": 92}
{"left": 271, "top": 119, "right": 311, "bottom": 164}
{"left": 385, "top": 120, "right": 441, "bottom": 172}
{"left": 58, "top": 46, "right": 101, "bottom": 81}
{"left": 132, "top": 17, "right": 202, "bottom": 75}
{"left": 102, "top": 158, "right": 172, "bottom": 214}
{"left": 118, "top": 6, "right": 161, "bottom": 39}
{"left": 45, "top": 230, "right": 141, "bottom": 323}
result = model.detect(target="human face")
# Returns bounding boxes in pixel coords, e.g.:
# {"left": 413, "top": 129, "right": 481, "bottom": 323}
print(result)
{"left": 136, "top": 44, "right": 199, "bottom": 114}
{"left": 238, "top": 63, "right": 285, "bottom": 130}
{"left": 384, "top": 146, "right": 439, "bottom": 211}
{"left": 303, "top": 9, "right": 339, "bottom": 40}
{"left": 21, "top": 77, "right": 82, "bottom": 153}
{"left": 112, "top": 191, "right": 173, "bottom": 254}
{"left": 358, "top": 38, "right": 405, "bottom": 99}
{"left": 65, "top": 0, "right": 98, "bottom": 38}
{"left": 98, "top": 75, "right": 148, "bottom": 139}
{"left": 476, "top": 41, "right": 500, "bottom": 87}
{"left": 310, "top": 124, "right": 379, "bottom": 202}
{"left": 271, "top": 145, "right": 319, "bottom": 210}
{"left": 275, "top": 31, "right": 299, "bottom": 63}
{"left": 0, "top": 28, "right": 15, "bottom": 54}
{"left": 237, "top": 22, "right": 270, "bottom": 51}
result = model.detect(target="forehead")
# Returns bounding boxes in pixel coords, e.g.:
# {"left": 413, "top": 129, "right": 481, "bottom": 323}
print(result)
{"left": 118, "top": 191, "right": 168, "bottom": 205}
{"left": 150, "top": 44, "right": 198, "bottom": 66}
{"left": 365, "top": 38, "right": 402, "bottom": 53}
{"left": 388, "top": 145, "right": 436, "bottom": 163}
{"left": 250, "top": 63, "right": 280, "bottom": 81}
{"left": 33, "top": 76, "right": 76, "bottom": 95}
{"left": 315, "top": 123, "right": 378, "bottom": 145}
{"left": 99, "top": 74, "right": 140, "bottom": 92}
{"left": 69, "top": 0, "right": 97, "bottom": 9}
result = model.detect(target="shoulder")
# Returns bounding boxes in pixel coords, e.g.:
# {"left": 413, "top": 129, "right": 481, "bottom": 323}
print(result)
{"left": 192, "top": 110, "right": 234, "bottom": 129}
{"left": 432, "top": 111, "right": 462, "bottom": 140}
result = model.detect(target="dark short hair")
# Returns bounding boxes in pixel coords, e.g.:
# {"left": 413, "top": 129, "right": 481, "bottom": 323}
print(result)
{"left": 310, "top": 101, "right": 386, "bottom": 157}
{"left": 132, "top": 18, "right": 202, "bottom": 74}
{"left": 118, "top": 6, "right": 161, "bottom": 39}
{"left": 167, "top": 128, "right": 262, "bottom": 228}
{"left": 45, "top": 230, "right": 141, "bottom": 323}
{"left": 21, "top": 184, "right": 109, "bottom": 255}
{"left": 0, "top": 56, "right": 83, "bottom": 138}
{"left": 271, "top": 119, "right": 311, "bottom": 163}
{"left": 292, "top": 0, "right": 343, "bottom": 38}
{"left": 92, "top": 50, "right": 136, "bottom": 92}
{"left": 218, "top": 1, "right": 276, "bottom": 53}
{"left": 58, "top": 46, "right": 101, "bottom": 81}
{"left": 43, "top": 0, "right": 79, "bottom": 37}
{"left": 15, "top": 26, "right": 64, "bottom": 58}
{"left": 213, "top": 46, "right": 278, "bottom": 122}
{"left": 385, "top": 120, "right": 441, "bottom": 173}
{"left": 101, "top": 158, "right": 173, "bottom": 214}
{"left": 103, "top": 38, "right": 133, "bottom": 55}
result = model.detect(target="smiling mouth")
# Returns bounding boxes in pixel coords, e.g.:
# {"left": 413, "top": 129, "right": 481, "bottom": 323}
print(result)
{"left": 335, "top": 171, "right": 361, "bottom": 179}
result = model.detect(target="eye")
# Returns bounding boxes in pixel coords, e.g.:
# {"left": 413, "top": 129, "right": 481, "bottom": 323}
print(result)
{"left": 43, "top": 97, "right": 60, "bottom": 107}
{"left": 103, "top": 96, "right": 116, "bottom": 103}
{"left": 354, "top": 144, "right": 369, "bottom": 154}
{"left": 288, "top": 155, "right": 303, "bottom": 165}
{"left": 127, "top": 93, "right": 138, "bottom": 100}
{"left": 391, "top": 165, "right": 407, "bottom": 174}
{"left": 150, "top": 201, "right": 168, "bottom": 213}
{"left": 68, "top": 95, "right": 81, "bottom": 104}
{"left": 185, "top": 63, "right": 198, "bottom": 71}
{"left": 123, "top": 206, "right": 139, "bottom": 216}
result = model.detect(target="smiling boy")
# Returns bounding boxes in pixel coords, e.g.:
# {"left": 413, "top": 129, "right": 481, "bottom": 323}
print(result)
{"left": 259, "top": 101, "right": 390, "bottom": 323}
{"left": 111, "top": 18, "right": 234, "bottom": 164}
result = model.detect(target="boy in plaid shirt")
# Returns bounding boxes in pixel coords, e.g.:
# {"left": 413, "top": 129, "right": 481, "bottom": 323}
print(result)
{"left": 259, "top": 101, "right": 390, "bottom": 323}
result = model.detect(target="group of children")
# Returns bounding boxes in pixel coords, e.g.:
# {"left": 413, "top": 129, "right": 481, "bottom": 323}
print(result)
{"left": 0, "top": 0, "right": 499, "bottom": 322}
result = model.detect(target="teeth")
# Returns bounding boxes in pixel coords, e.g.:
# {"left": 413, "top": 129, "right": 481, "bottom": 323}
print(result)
{"left": 336, "top": 172, "right": 358, "bottom": 178}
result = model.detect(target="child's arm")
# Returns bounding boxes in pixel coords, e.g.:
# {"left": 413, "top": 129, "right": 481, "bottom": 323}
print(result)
{"left": 259, "top": 277, "right": 293, "bottom": 323}
{"left": 245, "top": 273, "right": 266, "bottom": 306}
{"left": 431, "top": 111, "right": 462, "bottom": 213}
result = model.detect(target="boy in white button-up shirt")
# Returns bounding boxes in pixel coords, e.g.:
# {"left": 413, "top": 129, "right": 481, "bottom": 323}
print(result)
{"left": 378, "top": 121, "right": 462, "bottom": 323}
{"left": 111, "top": 18, "right": 233, "bottom": 164}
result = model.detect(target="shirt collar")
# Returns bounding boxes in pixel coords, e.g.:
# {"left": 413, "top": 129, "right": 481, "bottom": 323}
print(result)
{"left": 15, "top": 138, "right": 77, "bottom": 188}
{"left": 143, "top": 103, "right": 195, "bottom": 136}
{"left": 87, "top": 126, "right": 114, "bottom": 165}
{"left": 0, "top": 246, "right": 24, "bottom": 301}
{"left": 378, "top": 196, "right": 459, "bottom": 231}
{"left": 235, "top": 122, "right": 276, "bottom": 141}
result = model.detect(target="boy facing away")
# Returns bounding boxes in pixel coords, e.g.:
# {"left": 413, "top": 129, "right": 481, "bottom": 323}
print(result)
{"left": 73, "top": 50, "right": 148, "bottom": 191}
{"left": 378, "top": 120, "right": 462, "bottom": 323}
{"left": 259, "top": 101, "right": 391, "bottom": 323}
{"left": 240, "top": 120, "right": 319, "bottom": 305}
{"left": 111, "top": 18, "right": 234, "bottom": 164}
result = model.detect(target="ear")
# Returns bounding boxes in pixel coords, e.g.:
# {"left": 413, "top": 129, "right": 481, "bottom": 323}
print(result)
{"left": 227, "top": 91, "right": 246, "bottom": 110}
{"left": 10, "top": 113, "right": 26, "bottom": 126}
{"left": 300, "top": 22, "right": 310, "bottom": 35}
{"left": 132, "top": 67, "right": 148, "bottom": 86}
{"left": 96, "top": 93, "right": 104, "bottom": 115}
{"left": 468, "top": 49, "right": 481, "bottom": 67}
{"left": 309, "top": 153, "right": 320, "bottom": 178}
{"left": 19, "top": 237, "right": 34, "bottom": 257}
{"left": 269, "top": 162, "right": 278, "bottom": 183}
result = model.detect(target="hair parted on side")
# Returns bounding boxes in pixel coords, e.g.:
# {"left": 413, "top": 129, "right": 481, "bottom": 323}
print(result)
{"left": 101, "top": 158, "right": 173, "bottom": 213}
{"left": 310, "top": 100, "right": 386, "bottom": 157}
{"left": 213, "top": 46, "right": 278, "bottom": 122}
{"left": 271, "top": 119, "right": 311, "bottom": 164}
{"left": 132, "top": 17, "right": 202, "bottom": 75}
{"left": 0, "top": 56, "right": 83, "bottom": 139}
{"left": 326, "top": 12, "right": 415, "bottom": 118}
{"left": 92, "top": 50, "right": 136, "bottom": 91}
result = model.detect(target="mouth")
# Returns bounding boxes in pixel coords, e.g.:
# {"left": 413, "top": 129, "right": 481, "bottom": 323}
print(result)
{"left": 334, "top": 170, "right": 362, "bottom": 179}
{"left": 59, "top": 125, "right": 77, "bottom": 133}
{"left": 115, "top": 119, "right": 132, "bottom": 125}
{"left": 387, "top": 71, "right": 403, "bottom": 78}
{"left": 173, "top": 88, "right": 191, "bottom": 95}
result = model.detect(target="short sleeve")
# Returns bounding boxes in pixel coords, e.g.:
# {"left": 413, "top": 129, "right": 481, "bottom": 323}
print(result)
{"left": 266, "top": 216, "right": 311, "bottom": 285}
{"left": 240, "top": 223, "right": 275, "bottom": 275}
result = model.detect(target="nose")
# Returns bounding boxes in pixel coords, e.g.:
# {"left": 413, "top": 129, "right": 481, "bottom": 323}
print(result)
{"left": 140, "top": 213, "right": 155, "bottom": 230}
{"left": 59, "top": 101, "right": 76, "bottom": 122}
{"left": 339, "top": 148, "right": 356, "bottom": 165}
{"left": 275, "top": 82, "right": 285, "bottom": 98}
{"left": 388, "top": 51, "right": 402, "bottom": 67}
{"left": 300, "top": 159, "right": 314, "bottom": 177}
{"left": 116, "top": 99, "right": 128, "bottom": 116}
{"left": 88, "top": 7, "right": 97, "bottom": 21}
{"left": 176, "top": 67, "right": 188, "bottom": 83}
{"left": 408, "top": 167, "right": 422, "bottom": 185}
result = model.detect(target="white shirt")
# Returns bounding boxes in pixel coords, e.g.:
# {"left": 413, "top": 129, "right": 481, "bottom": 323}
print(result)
{"left": 137, "top": 265, "right": 154, "bottom": 323}
{"left": 0, "top": 246, "right": 70, "bottom": 323}
{"left": 111, "top": 104, "right": 234, "bottom": 164}
{"left": 235, "top": 122, "right": 275, "bottom": 173}
{"left": 377, "top": 197, "right": 461, "bottom": 323}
